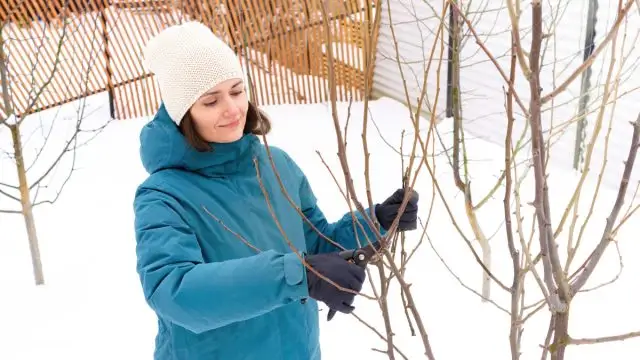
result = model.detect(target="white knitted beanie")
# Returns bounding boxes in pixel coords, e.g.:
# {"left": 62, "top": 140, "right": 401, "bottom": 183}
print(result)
{"left": 143, "top": 21, "right": 245, "bottom": 125}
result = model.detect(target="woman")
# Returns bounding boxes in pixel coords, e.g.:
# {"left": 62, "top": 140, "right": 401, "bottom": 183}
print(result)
{"left": 134, "top": 21, "right": 419, "bottom": 360}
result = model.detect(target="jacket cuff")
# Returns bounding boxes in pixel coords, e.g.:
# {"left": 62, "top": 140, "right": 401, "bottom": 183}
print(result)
{"left": 282, "top": 251, "right": 309, "bottom": 301}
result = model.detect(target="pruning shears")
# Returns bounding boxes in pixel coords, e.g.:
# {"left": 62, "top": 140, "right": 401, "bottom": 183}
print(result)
{"left": 326, "top": 243, "right": 380, "bottom": 321}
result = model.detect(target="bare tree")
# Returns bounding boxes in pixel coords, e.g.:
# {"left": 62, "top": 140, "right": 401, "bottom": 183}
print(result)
{"left": 180, "top": 0, "right": 640, "bottom": 359}
{"left": 0, "top": 9, "right": 110, "bottom": 285}
{"left": 354, "top": 0, "right": 640, "bottom": 359}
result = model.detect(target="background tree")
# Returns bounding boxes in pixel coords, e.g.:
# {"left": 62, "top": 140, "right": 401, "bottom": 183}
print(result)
{"left": 0, "top": 4, "right": 111, "bottom": 285}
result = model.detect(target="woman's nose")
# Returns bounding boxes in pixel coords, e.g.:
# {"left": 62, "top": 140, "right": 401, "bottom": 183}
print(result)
{"left": 222, "top": 99, "right": 239, "bottom": 117}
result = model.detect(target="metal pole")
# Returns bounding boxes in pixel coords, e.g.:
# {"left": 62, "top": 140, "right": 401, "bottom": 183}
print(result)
{"left": 445, "top": 4, "right": 454, "bottom": 118}
{"left": 573, "top": 0, "right": 598, "bottom": 170}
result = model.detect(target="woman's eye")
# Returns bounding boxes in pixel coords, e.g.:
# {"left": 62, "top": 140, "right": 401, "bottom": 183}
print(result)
{"left": 204, "top": 90, "right": 243, "bottom": 105}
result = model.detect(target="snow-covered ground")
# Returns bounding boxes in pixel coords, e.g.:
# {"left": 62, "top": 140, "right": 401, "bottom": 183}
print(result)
{"left": 1, "top": 95, "right": 639, "bottom": 359}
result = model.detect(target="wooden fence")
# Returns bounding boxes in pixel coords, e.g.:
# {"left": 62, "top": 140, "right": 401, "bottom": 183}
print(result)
{"left": 1, "top": 0, "right": 380, "bottom": 121}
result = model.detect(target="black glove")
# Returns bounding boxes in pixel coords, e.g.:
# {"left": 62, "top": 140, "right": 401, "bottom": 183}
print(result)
{"left": 375, "top": 188, "right": 419, "bottom": 231}
{"left": 305, "top": 252, "right": 366, "bottom": 314}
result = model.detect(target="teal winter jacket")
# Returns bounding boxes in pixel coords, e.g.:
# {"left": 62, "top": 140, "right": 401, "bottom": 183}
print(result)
{"left": 133, "top": 104, "right": 382, "bottom": 360}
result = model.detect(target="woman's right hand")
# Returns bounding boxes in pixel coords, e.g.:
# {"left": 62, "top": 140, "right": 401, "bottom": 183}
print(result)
{"left": 304, "top": 252, "right": 366, "bottom": 314}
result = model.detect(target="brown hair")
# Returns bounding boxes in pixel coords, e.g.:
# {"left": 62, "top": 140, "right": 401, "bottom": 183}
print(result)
{"left": 179, "top": 101, "right": 271, "bottom": 152}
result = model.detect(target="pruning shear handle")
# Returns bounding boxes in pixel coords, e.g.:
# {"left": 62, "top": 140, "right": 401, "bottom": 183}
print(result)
{"left": 326, "top": 248, "right": 370, "bottom": 321}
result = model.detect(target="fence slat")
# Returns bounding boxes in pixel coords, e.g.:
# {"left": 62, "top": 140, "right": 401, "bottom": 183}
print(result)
{"left": 3, "top": 0, "right": 377, "bottom": 120}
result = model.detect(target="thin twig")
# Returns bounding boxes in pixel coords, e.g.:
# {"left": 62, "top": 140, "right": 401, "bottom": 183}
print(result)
{"left": 350, "top": 312, "right": 410, "bottom": 360}
{"left": 569, "top": 330, "right": 640, "bottom": 345}
{"left": 202, "top": 206, "right": 262, "bottom": 253}
{"left": 427, "top": 233, "right": 509, "bottom": 314}
{"left": 540, "top": 0, "right": 636, "bottom": 103}
{"left": 448, "top": 0, "right": 529, "bottom": 117}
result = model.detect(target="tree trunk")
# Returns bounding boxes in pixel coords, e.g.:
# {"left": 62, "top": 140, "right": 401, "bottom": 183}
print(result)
{"left": 550, "top": 312, "right": 570, "bottom": 360}
{"left": 10, "top": 124, "right": 45, "bottom": 285}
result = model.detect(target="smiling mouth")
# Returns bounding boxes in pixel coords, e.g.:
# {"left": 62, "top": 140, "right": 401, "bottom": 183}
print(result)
{"left": 220, "top": 120, "right": 240, "bottom": 128}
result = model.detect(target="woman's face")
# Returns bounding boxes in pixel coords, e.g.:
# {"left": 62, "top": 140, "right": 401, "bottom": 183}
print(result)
{"left": 189, "top": 78, "right": 249, "bottom": 143}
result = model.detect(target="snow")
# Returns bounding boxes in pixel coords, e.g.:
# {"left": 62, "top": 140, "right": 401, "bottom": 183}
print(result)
{"left": 1, "top": 95, "right": 640, "bottom": 359}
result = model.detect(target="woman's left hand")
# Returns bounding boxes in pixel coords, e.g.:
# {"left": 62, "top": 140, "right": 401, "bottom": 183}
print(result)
{"left": 375, "top": 188, "right": 419, "bottom": 231}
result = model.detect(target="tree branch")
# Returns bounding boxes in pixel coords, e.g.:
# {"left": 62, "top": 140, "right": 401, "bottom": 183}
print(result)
{"left": 505, "top": 0, "right": 530, "bottom": 79}
{"left": 570, "top": 113, "right": 640, "bottom": 293}
{"left": 252, "top": 158, "right": 374, "bottom": 300}
{"left": 528, "top": 0, "right": 569, "bottom": 312}
{"left": 505, "top": 28, "right": 524, "bottom": 360}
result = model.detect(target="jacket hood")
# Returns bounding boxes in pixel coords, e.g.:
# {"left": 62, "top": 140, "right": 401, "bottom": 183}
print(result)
{"left": 139, "top": 103, "right": 260, "bottom": 176}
